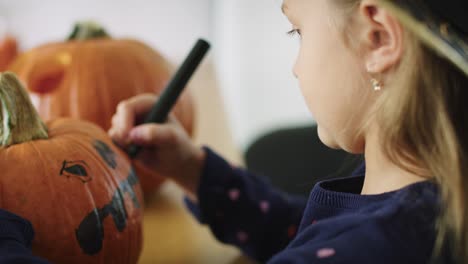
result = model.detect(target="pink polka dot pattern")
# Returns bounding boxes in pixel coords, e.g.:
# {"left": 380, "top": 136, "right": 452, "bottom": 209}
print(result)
{"left": 259, "top": 200, "right": 270, "bottom": 213}
{"left": 316, "top": 248, "right": 336, "bottom": 259}
{"left": 237, "top": 231, "right": 249, "bottom": 243}
{"left": 228, "top": 188, "right": 240, "bottom": 201}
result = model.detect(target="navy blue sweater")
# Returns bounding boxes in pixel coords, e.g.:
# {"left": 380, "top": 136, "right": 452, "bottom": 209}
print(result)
{"left": 0, "top": 210, "right": 49, "bottom": 264}
{"left": 185, "top": 147, "right": 441, "bottom": 263}
{"left": 0, "top": 147, "right": 440, "bottom": 263}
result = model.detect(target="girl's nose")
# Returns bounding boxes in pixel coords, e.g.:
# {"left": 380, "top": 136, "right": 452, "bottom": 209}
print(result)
{"left": 292, "top": 63, "right": 299, "bottom": 79}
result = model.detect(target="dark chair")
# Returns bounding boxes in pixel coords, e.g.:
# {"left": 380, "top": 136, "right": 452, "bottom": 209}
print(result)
{"left": 244, "top": 124, "right": 362, "bottom": 196}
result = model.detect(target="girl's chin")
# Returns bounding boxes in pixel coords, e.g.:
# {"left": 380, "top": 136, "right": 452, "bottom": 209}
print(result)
{"left": 316, "top": 125, "right": 366, "bottom": 154}
{"left": 316, "top": 125, "right": 340, "bottom": 150}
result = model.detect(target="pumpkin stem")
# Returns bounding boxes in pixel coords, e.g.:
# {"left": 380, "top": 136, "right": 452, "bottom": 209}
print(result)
{"left": 67, "top": 21, "right": 110, "bottom": 41}
{"left": 0, "top": 72, "right": 48, "bottom": 147}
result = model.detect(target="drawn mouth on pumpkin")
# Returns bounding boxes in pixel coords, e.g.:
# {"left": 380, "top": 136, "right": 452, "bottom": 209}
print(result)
{"left": 75, "top": 167, "right": 140, "bottom": 255}
{"left": 60, "top": 160, "right": 92, "bottom": 183}
{"left": 93, "top": 140, "right": 117, "bottom": 169}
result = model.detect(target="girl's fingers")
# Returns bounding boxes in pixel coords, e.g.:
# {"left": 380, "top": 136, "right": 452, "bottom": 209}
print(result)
{"left": 129, "top": 123, "right": 178, "bottom": 148}
{"left": 109, "top": 94, "right": 158, "bottom": 144}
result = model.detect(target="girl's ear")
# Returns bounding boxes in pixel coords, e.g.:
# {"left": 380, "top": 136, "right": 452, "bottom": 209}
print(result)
{"left": 358, "top": 0, "right": 405, "bottom": 74}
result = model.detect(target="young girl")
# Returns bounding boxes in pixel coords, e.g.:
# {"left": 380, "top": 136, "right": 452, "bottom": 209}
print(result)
{"left": 108, "top": 0, "right": 468, "bottom": 263}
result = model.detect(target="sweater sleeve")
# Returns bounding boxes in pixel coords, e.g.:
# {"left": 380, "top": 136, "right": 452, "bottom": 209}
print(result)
{"left": 0, "top": 209, "right": 50, "bottom": 264}
{"left": 184, "top": 147, "right": 307, "bottom": 262}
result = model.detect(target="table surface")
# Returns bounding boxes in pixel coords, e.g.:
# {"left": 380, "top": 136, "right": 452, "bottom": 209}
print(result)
{"left": 138, "top": 181, "right": 256, "bottom": 264}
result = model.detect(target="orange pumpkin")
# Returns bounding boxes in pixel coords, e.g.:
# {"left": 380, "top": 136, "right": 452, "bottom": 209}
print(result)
{"left": 0, "top": 35, "right": 18, "bottom": 71}
{"left": 0, "top": 72, "right": 143, "bottom": 263}
{"left": 8, "top": 22, "right": 195, "bottom": 194}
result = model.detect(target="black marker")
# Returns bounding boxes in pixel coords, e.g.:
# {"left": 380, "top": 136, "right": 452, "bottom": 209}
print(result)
{"left": 127, "top": 39, "right": 210, "bottom": 158}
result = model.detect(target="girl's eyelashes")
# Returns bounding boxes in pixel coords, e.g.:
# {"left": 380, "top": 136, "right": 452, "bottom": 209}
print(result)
{"left": 287, "top": 29, "right": 301, "bottom": 37}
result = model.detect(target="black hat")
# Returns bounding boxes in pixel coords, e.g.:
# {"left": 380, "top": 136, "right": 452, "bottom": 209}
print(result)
{"left": 380, "top": 0, "right": 468, "bottom": 76}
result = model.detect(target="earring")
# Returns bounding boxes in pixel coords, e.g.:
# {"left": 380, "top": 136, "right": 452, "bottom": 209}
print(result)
{"left": 371, "top": 78, "right": 382, "bottom": 91}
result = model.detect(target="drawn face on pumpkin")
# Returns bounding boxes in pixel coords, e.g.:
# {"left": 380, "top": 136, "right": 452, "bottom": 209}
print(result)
{"left": 0, "top": 119, "right": 144, "bottom": 264}
{"left": 61, "top": 139, "right": 141, "bottom": 256}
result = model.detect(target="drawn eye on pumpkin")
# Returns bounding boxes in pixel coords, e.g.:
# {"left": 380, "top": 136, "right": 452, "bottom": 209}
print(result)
{"left": 60, "top": 160, "right": 92, "bottom": 183}
{"left": 93, "top": 140, "right": 117, "bottom": 169}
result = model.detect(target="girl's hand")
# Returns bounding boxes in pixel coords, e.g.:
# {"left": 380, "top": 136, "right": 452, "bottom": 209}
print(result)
{"left": 109, "top": 94, "right": 205, "bottom": 195}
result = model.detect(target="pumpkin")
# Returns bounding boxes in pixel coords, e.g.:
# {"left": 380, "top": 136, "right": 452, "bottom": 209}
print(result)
{"left": 8, "top": 22, "right": 195, "bottom": 194}
{"left": 0, "top": 35, "right": 18, "bottom": 71}
{"left": 0, "top": 72, "right": 143, "bottom": 263}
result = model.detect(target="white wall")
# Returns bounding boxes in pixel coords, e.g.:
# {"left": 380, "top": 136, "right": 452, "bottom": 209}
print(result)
{"left": 0, "top": 0, "right": 313, "bottom": 150}
{"left": 213, "top": 0, "right": 312, "bottom": 148}
{"left": 0, "top": 0, "right": 213, "bottom": 62}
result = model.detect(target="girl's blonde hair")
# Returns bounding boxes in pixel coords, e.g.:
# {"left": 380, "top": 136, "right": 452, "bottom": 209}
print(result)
{"left": 334, "top": 0, "right": 468, "bottom": 262}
